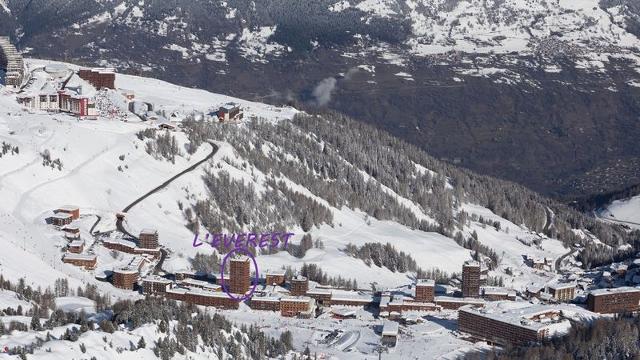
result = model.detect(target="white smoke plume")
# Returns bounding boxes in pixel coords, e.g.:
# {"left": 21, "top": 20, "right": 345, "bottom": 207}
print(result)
{"left": 312, "top": 77, "right": 337, "bottom": 106}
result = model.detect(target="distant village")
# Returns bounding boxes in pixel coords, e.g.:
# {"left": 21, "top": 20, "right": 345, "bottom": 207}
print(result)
{"left": 1, "top": 37, "right": 244, "bottom": 129}
{"left": 46, "top": 205, "right": 640, "bottom": 349}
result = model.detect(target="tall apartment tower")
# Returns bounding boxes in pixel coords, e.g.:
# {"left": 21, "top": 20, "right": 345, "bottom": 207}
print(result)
{"left": 415, "top": 279, "right": 435, "bottom": 302}
{"left": 229, "top": 256, "right": 251, "bottom": 294}
{"left": 462, "top": 260, "right": 481, "bottom": 298}
{"left": 290, "top": 275, "right": 309, "bottom": 296}
{"left": 139, "top": 229, "right": 159, "bottom": 249}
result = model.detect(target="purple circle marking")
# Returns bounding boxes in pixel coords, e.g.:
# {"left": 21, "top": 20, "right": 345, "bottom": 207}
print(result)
{"left": 219, "top": 247, "right": 260, "bottom": 302}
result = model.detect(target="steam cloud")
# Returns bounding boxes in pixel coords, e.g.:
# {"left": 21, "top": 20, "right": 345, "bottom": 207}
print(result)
{"left": 312, "top": 77, "right": 337, "bottom": 106}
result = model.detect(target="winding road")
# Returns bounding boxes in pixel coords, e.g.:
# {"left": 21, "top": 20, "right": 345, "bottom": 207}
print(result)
{"left": 115, "top": 140, "right": 218, "bottom": 273}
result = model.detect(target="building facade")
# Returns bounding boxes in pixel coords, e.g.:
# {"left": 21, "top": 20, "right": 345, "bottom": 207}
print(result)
{"left": 415, "top": 279, "right": 435, "bottom": 303}
{"left": 250, "top": 297, "right": 281, "bottom": 311}
{"left": 113, "top": 268, "right": 138, "bottom": 290}
{"left": 290, "top": 276, "right": 309, "bottom": 296}
{"left": 587, "top": 287, "right": 640, "bottom": 314}
{"left": 547, "top": 282, "right": 576, "bottom": 302}
{"left": 142, "top": 276, "right": 173, "bottom": 295}
{"left": 78, "top": 68, "right": 115, "bottom": 89}
{"left": 229, "top": 257, "right": 251, "bottom": 295}
{"left": 62, "top": 253, "right": 97, "bottom": 269}
{"left": 280, "top": 296, "right": 313, "bottom": 317}
{"left": 55, "top": 205, "right": 80, "bottom": 220}
{"left": 462, "top": 261, "right": 481, "bottom": 298}
{"left": 265, "top": 272, "right": 286, "bottom": 286}
{"left": 139, "top": 228, "right": 159, "bottom": 249}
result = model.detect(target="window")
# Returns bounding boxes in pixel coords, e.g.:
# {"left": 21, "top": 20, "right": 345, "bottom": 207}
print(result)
{"left": 39, "top": 95, "right": 47, "bottom": 103}
{"left": 50, "top": 95, "right": 57, "bottom": 103}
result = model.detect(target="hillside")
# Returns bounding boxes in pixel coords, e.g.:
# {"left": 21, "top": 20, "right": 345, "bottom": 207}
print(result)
{"left": 0, "top": 58, "right": 637, "bottom": 358}
{"left": 1, "top": 0, "right": 640, "bottom": 198}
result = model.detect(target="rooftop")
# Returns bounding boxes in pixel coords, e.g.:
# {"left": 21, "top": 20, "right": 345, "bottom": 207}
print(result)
{"left": 382, "top": 321, "right": 399, "bottom": 336}
{"left": 547, "top": 281, "right": 576, "bottom": 290}
{"left": 464, "top": 260, "right": 480, "bottom": 268}
{"left": 63, "top": 253, "right": 96, "bottom": 261}
{"left": 589, "top": 286, "right": 640, "bottom": 296}
{"left": 459, "top": 301, "right": 593, "bottom": 332}
{"left": 51, "top": 213, "right": 72, "bottom": 219}
{"left": 281, "top": 296, "right": 312, "bottom": 303}
{"left": 416, "top": 279, "right": 435, "bottom": 287}
{"left": 69, "top": 240, "right": 84, "bottom": 247}
{"left": 142, "top": 276, "right": 172, "bottom": 284}
{"left": 57, "top": 205, "right": 79, "bottom": 211}
{"left": 140, "top": 228, "right": 158, "bottom": 235}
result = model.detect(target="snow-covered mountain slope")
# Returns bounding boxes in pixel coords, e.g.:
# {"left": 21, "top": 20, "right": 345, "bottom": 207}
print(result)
{"left": 1, "top": 58, "right": 636, "bottom": 359}
{"left": 598, "top": 195, "right": 640, "bottom": 230}
{"left": 0, "top": 60, "right": 628, "bottom": 296}
{"left": 3, "top": 1, "right": 640, "bottom": 200}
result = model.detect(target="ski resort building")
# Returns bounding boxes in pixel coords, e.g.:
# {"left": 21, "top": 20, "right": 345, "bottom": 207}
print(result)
{"left": 249, "top": 295, "right": 282, "bottom": 311}
{"left": 216, "top": 102, "right": 243, "bottom": 122}
{"left": 546, "top": 281, "right": 576, "bottom": 302}
{"left": 16, "top": 83, "right": 60, "bottom": 111}
{"left": 113, "top": 267, "right": 138, "bottom": 290}
{"left": 290, "top": 275, "right": 309, "bottom": 296}
{"left": 113, "top": 256, "right": 146, "bottom": 289}
{"left": 0, "top": 36, "right": 24, "bottom": 87}
{"left": 165, "top": 287, "right": 239, "bottom": 310}
{"left": 142, "top": 276, "right": 173, "bottom": 295}
{"left": 55, "top": 205, "right": 80, "bottom": 220}
{"left": 229, "top": 256, "right": 251, "bottom": 294}
{"left": 62, "top": 253, "right": 97, "bottom": 269}
{"left": 306, "top": 288, "right": 332, "bottom": 306}
{"left": 481, "top": 287, "right": 517, "bottom": 301}
{"left": 462, "top": 261, "right": 481, "bottom": 298}
{"left": 61, "top": 226, "right": 80, "bottom": 239}
{"left": 265, "top": 272, "right": 286, "bottom": 286}
{"left": 415, "top": 279, "right": 435, "bottom": 303}
{"left": 435, "top": 296, "right": 485, "bottom": 310}
{"left": 280, "top": 296, "right": 315, "bottom": 317}
{"left": 78, "top": 68, "right": 115, "bottom": 89}
{"left": 458, "top": 302, "right": 578, "bottom": 346}
{"left": 49, "top": 213, "right": 73, "bottom": 226}
{"left": 381, "top": 321, "right": 399, "bottom": 347}
{"left": 67, "top": 240, "right": 84, "bottom": 254}
{"left": 139, "top": 228, "right": 159, "bottom": 249}
{"left": 586, "top": 287, "right": 640, "bottom": 314}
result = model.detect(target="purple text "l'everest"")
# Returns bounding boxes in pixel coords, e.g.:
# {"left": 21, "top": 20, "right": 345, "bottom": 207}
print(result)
{"left": 192, "top": 232, "right": 294, "bottom": 250}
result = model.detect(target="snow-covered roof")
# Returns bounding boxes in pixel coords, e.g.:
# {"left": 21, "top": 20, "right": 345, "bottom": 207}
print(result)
{"left": 69, "top": 240, "right": 84, "bottom": 247}
{"left": 58, "top": 205, "right": 78, "bottom": 211}
{"left": 547, "top": 281, "right": 576, "bottom": 290}
{"left": 179, "top": 278, "right": 220, "bottom": 290}
{"left": 266, "top": 271, "right": 285, "bottom": 276}
{"left": 332, "top": 308, "right": 356, "bottom": 317}
{"left": 463, "top": 260, "right": 480, "bottom": 268}
{"left": 281, "top": 296, "right": 311, "bottom": 303}
{"left": 251, "top": 295, "right": 281, "bottom": 302}
{"left": 220, "top": 102, "right": 240, "bottom": 112}
{"left": 382, "top": 321, "right": 399, "bottom": 336}
{"left": 588, "top": 286, "right": 640, "bottom": 297}
{"left": 435, "top": 296, "right": 485, "bottom": 304}
{"left": 416, "top": 279, "right": 435, "bottom": 287}
{"left": 482, "top": 287, "right": 515, "bottom": 296}
{"left": 142, "top": 275, "right": 172, "bottom": 284}
{"left": 63, "top": 253, "right": 96, "bottom": 261}
{"left": 140, "top": 228, "right": 157, "bottom": 235}
{"left": 307, "top": 289, "right": 332, "bottom": 296}
{"left": 51, "top": 213, "right": 73, "bottom": 219}
{"left": 460, "top": 301, "right": 591, "bottom": 333}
